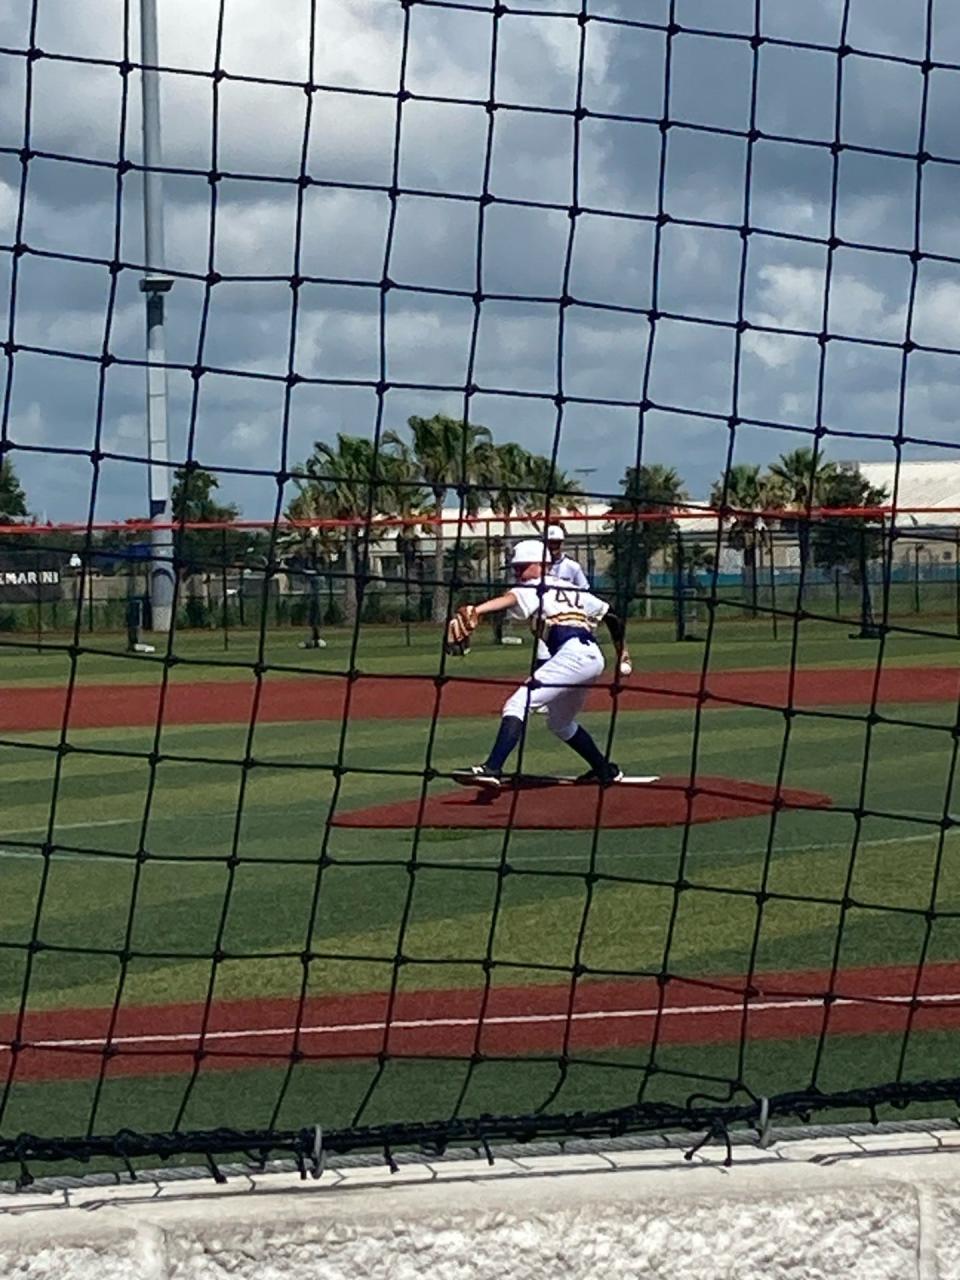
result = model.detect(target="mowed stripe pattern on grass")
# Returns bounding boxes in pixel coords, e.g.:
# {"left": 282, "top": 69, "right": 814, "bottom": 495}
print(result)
{"left": 2, "top": 666, "right": 958, "bottom": 732}
{"left": 3, "top": 963, "right": 959, "bottom": 1082}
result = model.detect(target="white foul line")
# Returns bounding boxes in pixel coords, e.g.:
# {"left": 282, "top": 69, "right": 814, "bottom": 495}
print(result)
{"left": 6, "top": 990, "right": 960, "bottom": 1054}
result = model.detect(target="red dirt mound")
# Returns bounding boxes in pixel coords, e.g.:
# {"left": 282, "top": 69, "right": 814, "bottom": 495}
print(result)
{"left": 1, "top": 665, "right": 956, "bottom": 733}
{"left": 332, "top": 775, "right": 833, "bottom": 830}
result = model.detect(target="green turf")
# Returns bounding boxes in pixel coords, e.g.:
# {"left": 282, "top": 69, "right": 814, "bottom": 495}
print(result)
{"left": 2, "top": 613, "right": 960, "bottom": 687}
{"left": 1, "top": 628, "right": 959, "bottom": 1173}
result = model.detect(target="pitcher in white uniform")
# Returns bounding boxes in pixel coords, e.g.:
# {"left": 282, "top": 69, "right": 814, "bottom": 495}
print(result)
{"left": 450, "top": 540, "right": 631, "bottom": 789}
{"left": 533, "top": 525, "right": 591, "bottom": 708}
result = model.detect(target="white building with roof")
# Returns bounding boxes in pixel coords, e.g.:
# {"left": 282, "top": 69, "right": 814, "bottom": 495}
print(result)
{"left": 854, "top": 459, "right": 960, "bottom": 529}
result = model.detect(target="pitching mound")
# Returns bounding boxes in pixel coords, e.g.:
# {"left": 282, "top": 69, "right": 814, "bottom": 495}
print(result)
{"left": 333, "top": 775, "right": 832, "bottom": 830}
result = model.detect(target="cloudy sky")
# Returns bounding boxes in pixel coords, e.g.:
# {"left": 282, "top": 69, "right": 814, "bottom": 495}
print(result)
{"left": 2, "top": 0, "right": 960, "bottom": 522}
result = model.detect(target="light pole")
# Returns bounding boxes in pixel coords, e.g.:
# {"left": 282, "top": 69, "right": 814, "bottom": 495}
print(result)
{"left": 140, "top": 0, "right": 174, "bottom": 632}
{"left": 574, "top": 467, "right": 597, "bottom": 580}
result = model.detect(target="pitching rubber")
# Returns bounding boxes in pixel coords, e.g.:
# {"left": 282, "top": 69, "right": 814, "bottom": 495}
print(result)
{"left": 453, "top": 774, "right": 660, "bottom": 789}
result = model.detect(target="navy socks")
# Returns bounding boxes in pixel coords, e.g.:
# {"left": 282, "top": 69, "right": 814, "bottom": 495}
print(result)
{"left": 484, "top": 716, "right": 524, "bottom": 771}
{"left": 565, "top": 725, "right": 609, "bottom": 774}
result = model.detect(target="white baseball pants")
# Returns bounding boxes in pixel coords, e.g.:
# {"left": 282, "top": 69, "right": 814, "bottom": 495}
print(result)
{"left": 502, "top": 638, "right": 605, "bottom": 741}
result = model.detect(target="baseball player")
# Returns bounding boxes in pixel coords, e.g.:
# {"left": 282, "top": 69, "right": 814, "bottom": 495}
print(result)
{"left": 447, "top": 539, "right": 632, "bottom": 788}
{"left": 545, "top": 523, "right": 590, "bottom": 590}
{"left": 533, "top": 526, "right": 590, "bottom": 702}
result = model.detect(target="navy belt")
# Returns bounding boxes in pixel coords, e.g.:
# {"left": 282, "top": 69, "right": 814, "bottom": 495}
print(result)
{"left": 546, "top": 625, "right": 594, "bottom": 656}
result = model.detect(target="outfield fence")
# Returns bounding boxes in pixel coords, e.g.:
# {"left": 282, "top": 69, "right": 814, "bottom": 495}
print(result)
{"left": 1, "top": 514, "right": 959, "bottom": 646}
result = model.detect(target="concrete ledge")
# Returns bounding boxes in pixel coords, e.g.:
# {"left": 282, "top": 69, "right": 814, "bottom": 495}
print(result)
{"left": 1, "top": 1132, "right": 959, "bottom": 1278}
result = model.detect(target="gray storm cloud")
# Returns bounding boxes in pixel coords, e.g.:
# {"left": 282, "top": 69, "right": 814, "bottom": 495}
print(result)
{"left": 1, "top": 0, "right": 959, "bottom": 520}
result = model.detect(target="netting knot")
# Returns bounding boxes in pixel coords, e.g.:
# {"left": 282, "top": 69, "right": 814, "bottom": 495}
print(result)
{"left": 26, "top": 46, "right": 44, "bottom": 61}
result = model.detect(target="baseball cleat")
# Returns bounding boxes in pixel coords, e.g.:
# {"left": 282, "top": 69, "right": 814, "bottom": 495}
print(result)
{"left": 452, "top": 765, "right": 502, "bottom": 790}
{"left": 575, "top": 763, "right": 624, "bottom": 786}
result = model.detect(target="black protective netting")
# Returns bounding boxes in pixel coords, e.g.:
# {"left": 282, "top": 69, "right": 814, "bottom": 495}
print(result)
{"left": 2, "top": 0, "right": 960, "bottom": 1179}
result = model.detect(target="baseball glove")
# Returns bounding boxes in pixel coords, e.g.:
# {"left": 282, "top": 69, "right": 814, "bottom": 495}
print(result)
{"left": 445, "top": 604, "right": 479, "bottom": 656}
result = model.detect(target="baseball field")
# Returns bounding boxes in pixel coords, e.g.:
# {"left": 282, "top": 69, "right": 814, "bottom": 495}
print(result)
{"left": 1, "top": 617, "right": 958, "bottom": 1167}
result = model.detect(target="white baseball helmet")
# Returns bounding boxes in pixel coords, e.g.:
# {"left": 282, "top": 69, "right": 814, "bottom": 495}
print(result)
{"left": 546, "top": 524, "right": 565, "bottom": 541}
{"left": 511, "top": 539, "right": 549, "bottom": 566}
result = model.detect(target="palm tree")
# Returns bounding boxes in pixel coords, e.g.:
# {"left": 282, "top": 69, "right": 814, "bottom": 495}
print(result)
{"left": 406, "top": 415, "right": 493, "bottom": 621}
{"left": 710, "top": 463, "right": 777, "bottom": 616}
{"left": 767, "top": 447, "right": 837, "bottom": 570}
{"left": 483, "top": 441, "right": 533, "bottom": 539}
{"left": 522, "top": 455, "right": 585, "bottom": 517}
{"left": 282, "top": 486, "right": 344, "bottom": 641}
{"left": 388, "top": 443, "right": 430, "bottom": 618}
{"left": 295, "top": 432, "right": 407, "bottom": 623}
{"left": 603, "top": 463, "right": 687, "bottom": 617}
{"left": 444, "top": 539, "right": 486, "bottom": 586}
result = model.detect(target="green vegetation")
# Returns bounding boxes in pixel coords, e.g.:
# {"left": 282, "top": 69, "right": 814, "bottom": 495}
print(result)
{"left": 0, "top": 457, "right": 27, "bottom": 520}
{"left": 602, "top": 463, "right": 687, "bottom": 616}
{"left": 1, "top": 613, "right": 958, "bottom": 685}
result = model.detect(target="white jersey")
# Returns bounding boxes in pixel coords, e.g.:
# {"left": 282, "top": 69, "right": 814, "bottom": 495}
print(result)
{"left": 548, "top": 554, "right": 590, "bottom": 590}
{"left": 509, "top": 576, "right": 609, "bottom": 655}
